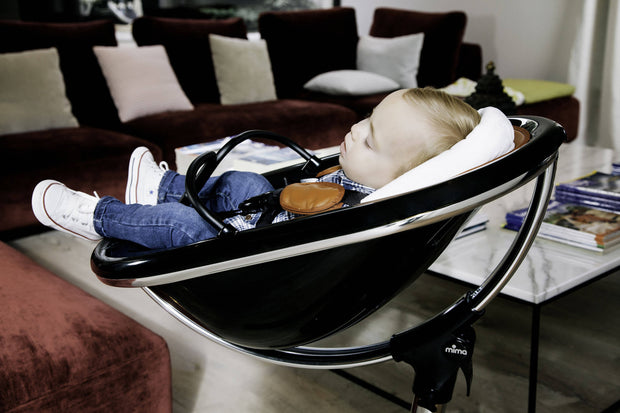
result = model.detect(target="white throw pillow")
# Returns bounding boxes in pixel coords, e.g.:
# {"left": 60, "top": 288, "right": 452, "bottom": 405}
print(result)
{"left": 0, "top": 48, "right": 78, "bottom": 136}
{"left": 303, "top": 70, "right": 399, "bottom": 96}
{"left": 209, "top": 34, "right": 277, "bottom": 105}
{"left": 93, "top": 45, "right": 194, "bottom": 122}
{"left": 357, "top": 33, "right": 424, "bottom": 88}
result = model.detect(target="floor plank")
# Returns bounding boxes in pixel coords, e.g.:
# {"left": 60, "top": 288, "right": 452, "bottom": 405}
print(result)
{"left": 319, "top": 272, "right": 620, "bottom": 413}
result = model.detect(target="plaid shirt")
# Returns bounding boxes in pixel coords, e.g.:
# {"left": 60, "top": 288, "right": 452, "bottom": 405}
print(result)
{"left": 225, "top": 168, "right": 375, "bottom": 231}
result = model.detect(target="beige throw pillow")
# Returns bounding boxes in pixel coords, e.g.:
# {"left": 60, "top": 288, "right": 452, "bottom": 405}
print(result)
{"left": 0, "top": 48, "right": 78, "bottom": 136}
{"left": 209, "top": 34, "right": 277, "bottom": 105}
{"left": 93, "top": 45, "right": 194, "bottom": 122}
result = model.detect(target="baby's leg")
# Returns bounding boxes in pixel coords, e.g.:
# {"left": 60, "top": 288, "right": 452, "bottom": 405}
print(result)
{"left": 159, "top": 171, "right": 274, "bottom": 211}
{"left": 94, "top": 197, "right": 218, "bottom": 249}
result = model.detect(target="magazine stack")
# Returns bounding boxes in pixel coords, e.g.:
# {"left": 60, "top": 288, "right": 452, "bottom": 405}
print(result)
{"left": 554, "top": 171, "right": 620, "bottom": 214}
{"left": 505, "top": 200, "right": 620, "bottom": 252}
{"left": 505, "top": 170, "right": 620, "bottom": 253}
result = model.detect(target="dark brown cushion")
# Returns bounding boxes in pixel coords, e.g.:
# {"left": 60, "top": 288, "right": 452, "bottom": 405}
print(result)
{"left": 0, "top": 127, "right": 162, "bottom": 235}
{"left": 0, "top": 241, "right": 172, "bottom": 412}
{"left": 0, "top": 19, "right": 120, "bottom": 129}
{"left": 369, "top": 8, "right": 467, "bottom": 88}
{"left": 456, "top": 42, "right": 483, "bottom": 81}
{"left": 132, "top": 16, "right": 248, "bottom": 104}
{"left": 258, "top": 8, "right": 359, "bottom": 98}
{"left": 125, "top": 100, "right": 358, "bottom": 168}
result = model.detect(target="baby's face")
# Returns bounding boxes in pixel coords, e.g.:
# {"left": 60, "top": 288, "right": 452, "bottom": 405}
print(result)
{"left": 339, "top": 90, "right": 434, "bottom": 189}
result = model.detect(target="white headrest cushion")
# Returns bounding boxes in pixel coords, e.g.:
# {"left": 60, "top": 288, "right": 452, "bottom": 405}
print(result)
{"left": 362, "top": 106, "right": 515, "bottom": 203}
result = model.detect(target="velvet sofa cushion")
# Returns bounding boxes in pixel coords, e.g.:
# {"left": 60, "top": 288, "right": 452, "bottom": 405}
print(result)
{"left": 0, "top": 19, "right": 120, "bottom": 129}
{"left": 0, "top": 127, "right": 162, "bottom": 236}
{"left": 124, "top": 100, "right": 357, "bottom": 168}
{"left": 93, "top": 45, "right": 194, "bottom": 122}
{"left": 456, "top": 42, "right": 483, "bottom": 81}
{"left": 369, "top": 8, "right": 467, "bottom": 88}
{"left": 258, "top": 7, "right": 359, "bottom": 99}
{"left": 0, "top": 241, "right": 171, "bottom": 412}
{"left": 131, "top": 16, "right": 248, "bottom": 104}
{"left": 209, "top": 34, "right": 277, "bottom": 105}
{"left": 0, "top": 47, "right": 79, "bottom": 135}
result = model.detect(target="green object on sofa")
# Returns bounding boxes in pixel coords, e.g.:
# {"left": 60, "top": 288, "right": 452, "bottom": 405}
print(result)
{"left": 0, "top": 241, "right": 172, "bottom": 412}
{"left": 503, "top": 78, "right": 576, "bottom": 104}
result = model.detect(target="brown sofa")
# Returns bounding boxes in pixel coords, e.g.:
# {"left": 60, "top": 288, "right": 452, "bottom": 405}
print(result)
{"left": 0, "top": 241, "right": 172, "bottom": 412}
{"left": 0, "top": 7, "right": 579, "bottom": 238}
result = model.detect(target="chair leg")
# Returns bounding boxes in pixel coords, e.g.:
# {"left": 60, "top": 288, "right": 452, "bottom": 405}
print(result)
{"left": 411, "top": 396, "right": 447, "bottom": 412}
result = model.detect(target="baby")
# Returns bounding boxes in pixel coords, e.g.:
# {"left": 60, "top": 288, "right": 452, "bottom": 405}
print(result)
{"left": 32, "top": 88, "right": 481, "bottom": 249}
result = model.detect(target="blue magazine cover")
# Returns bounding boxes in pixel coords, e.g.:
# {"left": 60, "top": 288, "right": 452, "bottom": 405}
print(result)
{"left": 554, "top": 191, "right": 620, "bottom": 214}
{"left": 555, "top": 171, "right": 620, "bottom": 201}
{"left": 505, "top": 200, "right": 620, "bottom": 252}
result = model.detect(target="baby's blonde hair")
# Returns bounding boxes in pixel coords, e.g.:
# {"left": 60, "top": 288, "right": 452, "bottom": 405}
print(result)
{"left": 399, "top": 87, "right": 481, "bottom": 175}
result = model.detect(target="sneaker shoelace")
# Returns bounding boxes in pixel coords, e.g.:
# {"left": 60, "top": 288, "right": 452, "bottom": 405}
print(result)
{"left": 61, "top": 191, "right": 100, "bottom": 228}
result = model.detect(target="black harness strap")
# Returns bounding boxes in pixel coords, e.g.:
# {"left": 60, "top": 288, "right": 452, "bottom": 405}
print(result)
{"left": 219, "top": 187, "right": 367, "bottom": 227}
{"left": 341, "top": 189, "right": 368, "bottom": 206}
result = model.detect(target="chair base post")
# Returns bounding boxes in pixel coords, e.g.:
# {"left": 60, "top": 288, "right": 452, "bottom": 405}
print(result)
{"left": 391, "top": 302, "right": 479, "bottom": 412}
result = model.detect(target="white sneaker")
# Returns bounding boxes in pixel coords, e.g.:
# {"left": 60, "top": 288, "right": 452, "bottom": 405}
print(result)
{"left": 31, "top": 180, "right": 102, "bottom": 242}
{"left": 125, "top": 147, "right": 169, "bottom": 205}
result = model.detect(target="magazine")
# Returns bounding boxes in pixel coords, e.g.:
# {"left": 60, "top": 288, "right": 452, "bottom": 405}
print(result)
{"left": 175, "top": 139, "right": 322, "bottom": 175}
{"left": 505, "top": 200, "right": 620, "bottom": 252}
{"left": 555, "top": 171, "right": 620, "bottom": 201}
{"left": 455, "top": 212, "right": 489, "bottom": 239}
{"left": 554, "top": 191, "right": 620, "bottom": 214}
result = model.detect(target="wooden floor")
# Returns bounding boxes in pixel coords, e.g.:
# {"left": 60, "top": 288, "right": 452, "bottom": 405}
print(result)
{"left": 319, "top": 271, "right": 620, "bottom": 413}
{"left": 9, "top": 232, "right": 620, "bottom": 413}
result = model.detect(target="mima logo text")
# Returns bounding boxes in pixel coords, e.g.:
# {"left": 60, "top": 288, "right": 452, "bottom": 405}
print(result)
{"left": 444, "top": 344, "right": 468, "bottom": 356}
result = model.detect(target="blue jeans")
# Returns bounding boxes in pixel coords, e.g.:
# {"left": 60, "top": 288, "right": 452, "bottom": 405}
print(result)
{"left": 93, "top": 171, "right": 274, "bottom": 249}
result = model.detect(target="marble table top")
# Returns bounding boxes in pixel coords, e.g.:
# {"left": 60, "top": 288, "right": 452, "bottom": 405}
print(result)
{"left": 429, "top": 143, "right": 619, "bottom": 304}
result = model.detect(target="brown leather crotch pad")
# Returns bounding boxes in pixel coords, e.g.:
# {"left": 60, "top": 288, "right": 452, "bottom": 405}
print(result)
{"left": 280, "top": 182, "right": 345, "bottom": 215}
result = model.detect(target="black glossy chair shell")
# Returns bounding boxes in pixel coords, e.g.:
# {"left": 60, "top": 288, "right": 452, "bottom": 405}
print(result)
{"left": 92, "top": 116, "right": 565, "bottom": 352}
